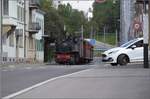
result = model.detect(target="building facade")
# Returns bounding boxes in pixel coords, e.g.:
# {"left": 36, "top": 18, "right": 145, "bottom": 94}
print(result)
{"left": 2, "top": 0, "right": 25, "bottom": 63}
{"left": 2, "top": 0, "right": 45, "bottom": 63}
{"left": 26, "top": 0, "right": 44, "bottom": 63}
{"left": 34, "top": 9, "right": 45, "bottom": 63}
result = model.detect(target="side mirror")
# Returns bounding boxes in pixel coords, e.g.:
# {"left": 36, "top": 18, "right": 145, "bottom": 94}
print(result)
{"left": 131, "top": 45, "right": 136, "bottom": 49}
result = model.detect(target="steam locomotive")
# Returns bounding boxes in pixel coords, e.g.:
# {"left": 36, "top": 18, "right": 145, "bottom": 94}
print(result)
{"left": 55, "top": 36, "right": 94, "bottom": 64}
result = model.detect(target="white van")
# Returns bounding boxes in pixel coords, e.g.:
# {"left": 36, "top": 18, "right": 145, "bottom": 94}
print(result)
{"left": 102, "top": 38, "right": 143, "bottom": 66}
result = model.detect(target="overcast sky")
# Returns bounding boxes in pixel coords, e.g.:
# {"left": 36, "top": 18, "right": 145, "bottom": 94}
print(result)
{"left": 62, "top": 0, "right": 94, "bottom": 13}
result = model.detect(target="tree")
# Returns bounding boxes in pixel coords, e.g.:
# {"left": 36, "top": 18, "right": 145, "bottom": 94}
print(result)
{"left": 40, "top": 0, "right": 65, "bottom": 42}
{"left": 58, "top": 4, "right": 89, "bottom": 37}
{"left": 92, "top": 0, "right": 120, "bottom": 33}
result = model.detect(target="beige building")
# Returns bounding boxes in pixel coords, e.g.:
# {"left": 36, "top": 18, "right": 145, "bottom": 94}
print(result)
{"left": 1, "top": 0, "right": 44, "bottom": 64}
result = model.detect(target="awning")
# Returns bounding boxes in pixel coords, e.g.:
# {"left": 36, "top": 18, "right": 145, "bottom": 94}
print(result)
{"left": 2, "top": 24, "right": 16, "bottom": 37}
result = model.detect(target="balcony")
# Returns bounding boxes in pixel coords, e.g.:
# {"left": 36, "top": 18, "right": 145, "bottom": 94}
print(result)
{"left": 29, "top": 0, "right": 40, "bottom": 10}
{"left": 28, "top": 22, "right": 41, "bottom": 34}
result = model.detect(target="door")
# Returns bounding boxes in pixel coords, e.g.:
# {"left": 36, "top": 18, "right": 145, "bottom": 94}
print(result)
{"left": 126, "top": 40, "right": 143, "bottom": 62}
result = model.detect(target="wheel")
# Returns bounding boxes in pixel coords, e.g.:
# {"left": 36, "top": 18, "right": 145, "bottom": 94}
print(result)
{"left": 117, "top": 55, "right": 129, "bottom": 65}
{"left": 111, "top": 63, "right": 118, "bottom": 66}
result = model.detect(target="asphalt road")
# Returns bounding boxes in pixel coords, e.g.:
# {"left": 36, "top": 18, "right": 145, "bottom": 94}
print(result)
{"left": 1, "top": 57, "right": 147, "bottom": 98}
{"left": 1, "top": 64, "right": 95, "bottom": 97}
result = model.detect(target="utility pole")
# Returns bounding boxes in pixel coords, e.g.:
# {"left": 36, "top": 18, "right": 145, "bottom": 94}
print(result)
{"left": 149, "top": 0, "right": 150, "bottom": 49}
{"left": 90, "top": 26, "right": 93, "bottom": 39}
{"left": 143, "top": 0, "right": 149, "bottom": 68}
{"left": 0, "top": 0, "right": 2, "bottom": 64}
{"left": 24, "top": 0, "right": 26, "bottom": 61}
{"left": 103, "top": 26, "right": 106, "bottom": 43}
{"left": 81, "top": 25, "right": 84, "bottom": 57}
{"left": 116, "top": 29, "right": 118, "bottom": 46}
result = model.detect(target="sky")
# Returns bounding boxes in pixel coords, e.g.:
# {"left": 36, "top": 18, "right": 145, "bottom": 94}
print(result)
{"left": 62, "top": 0, "right": 94, "bottom": 13}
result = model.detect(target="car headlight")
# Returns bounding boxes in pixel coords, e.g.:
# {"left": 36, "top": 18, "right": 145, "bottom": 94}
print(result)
{"left": 108, "top": 50, "right": 119, "bottom": 54}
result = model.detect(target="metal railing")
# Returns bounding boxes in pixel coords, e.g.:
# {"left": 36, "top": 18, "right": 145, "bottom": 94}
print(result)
{"left": 29, "top": 22, "right": 41, "bottom": 32}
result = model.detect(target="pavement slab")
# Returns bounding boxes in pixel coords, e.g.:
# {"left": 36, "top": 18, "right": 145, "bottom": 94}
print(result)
{"left": 11, "top": 68, "right": 150, "bottom": 99}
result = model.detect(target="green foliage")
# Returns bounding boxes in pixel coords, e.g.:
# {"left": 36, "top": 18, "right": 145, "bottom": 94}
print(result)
{"left": 92, "top": 0, "right": 120, "bottom": 33}
{"left": 58, "top": 4, "right": 88, "bottom": 37}
{"left": 39, "top": 0, "right": 120, "bottom": 42}
{"left": 40, "top": 0, "right": 65, "bottom": 41}
{"left": 95, "top": 33, "right": 116, "bottom": 45}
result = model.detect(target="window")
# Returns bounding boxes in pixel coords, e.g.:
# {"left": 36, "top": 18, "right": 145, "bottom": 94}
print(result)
{"left": 18, "top": 29, "right": 23, "bottom": 48}
{"left": 134, "top": 40, "right": 143, "bottom": 47}
{"left": 21, "top": 7, "right": 24, "bottom": 21}
{"left": 17, "top": 5, "right": 24, "bottom": 21}
{"left": 29, "top": 37, "right": 34, "bottom": 49}
{"left": 128, "top": 40, "right": 143, "bottom": 48}
{"left": 2, "top": 35, "right": 7, "bottom": 45}
{"left": 42, "top": 21, "right": 44, "bottom": 35}
{"left": 3, "top": 0, "right": 9, "bottom": 15}
{"left": 22, "top": 8, "right": 24, "bottom": 21}
{"left": 17, "top": 6, "right": 21, "bottom": 20}
{"left": 9, "top": 33, "right": 14, "bottom": 47}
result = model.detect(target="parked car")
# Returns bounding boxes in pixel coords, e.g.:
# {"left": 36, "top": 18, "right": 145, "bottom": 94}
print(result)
{"left": 102, "top": 38, "right": 143, "bottom": 66}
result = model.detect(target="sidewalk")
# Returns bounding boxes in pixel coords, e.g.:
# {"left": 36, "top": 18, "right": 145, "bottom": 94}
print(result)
{"left": 0, "top": 60, "right": 57, "bottom": 68}
{"left": 6, "top": 65, "right": 150, "bottom": 99}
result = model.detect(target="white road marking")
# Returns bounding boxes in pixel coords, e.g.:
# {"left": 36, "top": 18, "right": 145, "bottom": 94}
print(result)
{"left": 38, "top": 67, "right": 46, "bottom": 69}
{"left": 2, "top": 70, "right": 8, "bottom": 72}
{"left": 25, "top": 67, "right": 32, "bottom": 70}
{"left": 2, "top": 68, "right": 92, "bottom": 99}
{"left": 8, "top": 65, "right": 15, "bottom": 68}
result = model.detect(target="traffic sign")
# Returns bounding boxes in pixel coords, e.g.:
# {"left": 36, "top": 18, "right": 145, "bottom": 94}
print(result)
{"left": 133, "top": 21, "right": 141, "bottom": 30}
{"left": 90, "top": 39, "right": 96, "bottom": 46}
{"left": 134, "top": 23, "right": 140, "bottom": 30}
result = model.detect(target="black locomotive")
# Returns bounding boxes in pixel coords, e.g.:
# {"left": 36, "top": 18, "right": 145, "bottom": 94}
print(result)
{"left": 55, "top": 36, "right": 93, "bottom": 64}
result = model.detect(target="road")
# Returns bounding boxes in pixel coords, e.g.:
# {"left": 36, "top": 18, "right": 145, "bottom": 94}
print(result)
{"left": 1, "top": 57, "right": 148, "bottom": 98}
{"left": 94, "top": 41, "right": 114, "bottom": 51}
{"left": 1, "top": 61, "right": 99, "bottom": 97}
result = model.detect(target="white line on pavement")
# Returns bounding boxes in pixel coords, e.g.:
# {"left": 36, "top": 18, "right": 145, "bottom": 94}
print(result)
{"left": 38, "top": 67, "right": 46, "bottom": 69}
{"left": 25, "top": 67, "right": 32, "bottom": 70}
{"left": 2, "top": 70, "right": 8, "bottom": 72}
{"left": 2, "top": 68, "right": 92, "bottom": 99}
{"left": 8, "top": 65, "right": 15, "bottom": 68}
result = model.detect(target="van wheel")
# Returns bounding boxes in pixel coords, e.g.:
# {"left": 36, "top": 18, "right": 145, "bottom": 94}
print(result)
{"left": 111, "top": 63, "right": 118, "bottom": 66}
{"left": 118, "top": 55, "right": 129, "bottom": 65}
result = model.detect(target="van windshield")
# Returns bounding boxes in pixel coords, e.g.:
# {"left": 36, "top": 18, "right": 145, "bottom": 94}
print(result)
{"left": 120, "top": 39, "right": 138, "bottom": 47}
